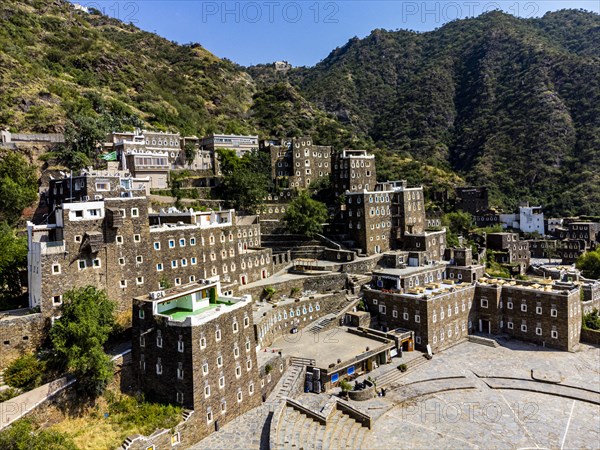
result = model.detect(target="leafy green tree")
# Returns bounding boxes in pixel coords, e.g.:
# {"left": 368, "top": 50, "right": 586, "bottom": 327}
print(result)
{"left": 49, "top": 287, "right": 116, "bottom": 397}
{"left": 217, "top": 149, "right": 271, "bottom": 212}
{"left": 0, "top": 222, "right": 28, "bottom": 304}
{"left": 4, "top": 353, "right": 45, "bottom": 390}
{"left": 283, "top": 191, "right": 328, "bottom": 238}
{"left": 183, "top": 142, "right": 197, "bottom": 165}
{"left": 442, "top": 211, "right": 472, "bottom": 247}
{"left": 576, "top": 250, "right": 600, "bottom": 280}
{"left": 0, "top": 152, "right": 38, "bottom": 226}
{"left": 582, "top": 308, "right": 600, "bottom": 330}
{"left": 0, "top": 420, "right": 77, "bottom": 450}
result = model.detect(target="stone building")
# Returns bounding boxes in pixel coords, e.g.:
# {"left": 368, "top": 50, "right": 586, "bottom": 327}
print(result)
{"left": 201, "top": 134, "right": 259, "bottom": 159}
{"left": 28, "top": 181, "right": 273, "bottom": 319}
{"left": 131, "top": 279, "right": 262, "bottom": 439}
{"left": 343, "top": 181, "right": 446, "bottom": 259}
{"left": 331, "top": 149, "right": 376, "bottom": 197}
{"left": 364, "top": 258, "right": 480, "bottom": 353}
{"left": 364, "top": 255, "right": 582, "bottom": 352}
{"left": 474, "top": 279, "right": 582, "bottom": 351}
{"left": 260, "top": 137, "right": 332, "bottom": 190}
{"left": 47, "top": 169, "right": 151, "bottom": 207}
{"left": 552, "top": 222, "right": 599, "bottom": 264}
{"left": 527, "top": 239, "right": 558, "bottom": 259}
{"left": 473, "top": 209, "right": 501, "bottom": 228}
{"left": 486, "top": 232, "right": 531, "bottom": 274}
{"left": 455, "top": 187, "right": 489, "bottom": 215}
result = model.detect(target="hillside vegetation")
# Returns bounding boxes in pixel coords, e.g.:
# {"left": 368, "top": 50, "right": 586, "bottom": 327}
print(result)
{"left": 280, "top": 10, "right": 600, "bottom": 214}
{"left": 1, "top": 1, "right": 599, "bottom": 214}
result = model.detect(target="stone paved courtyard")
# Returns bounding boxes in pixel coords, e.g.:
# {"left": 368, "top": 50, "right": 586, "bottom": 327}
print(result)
{"left": 192, "top": 340, "right": 600, "bottom": 449}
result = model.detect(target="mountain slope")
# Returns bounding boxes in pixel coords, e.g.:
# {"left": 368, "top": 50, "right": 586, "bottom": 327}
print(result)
{"left": 282, "top": 9, "right": 600, "bottom": 215}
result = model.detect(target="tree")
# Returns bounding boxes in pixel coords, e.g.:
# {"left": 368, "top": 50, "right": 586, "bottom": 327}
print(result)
{"left": 442, "top": 211, "right": 472, "bottom": 247}
{"left": 582, "top": 308, "right": 600, "bottom": 330}
{"left": 0, "top": 152, "right": 38, "bottom": 226}
{"left": 0, "top": 222, "right": 28, "bottom": 304}
{"left": 283, "top": 191, "right": 328, "bottom": 238}
{"left": 217, "top": 149, "right": 271, "bottom": 212}
{"left": 4, "top": 353, "right": 45, "bottom": 390}
{"left": 183, "top": 142, "right": 197, "bottom": 165}
{"left": 0, "top": 420, "right": 77, "bottom": 450}
{"left": 576, "top": 250, "right": 600, "bottom": 280}
{"left": 49, "top": 287, "right": 116, "bottom": 397}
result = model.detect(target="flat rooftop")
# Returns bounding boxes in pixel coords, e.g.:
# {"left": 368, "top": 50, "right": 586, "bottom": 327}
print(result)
{"left": 160, "top": 297, "right": 234, "bottom": 321}
{"left": 372, "top": 263, "right": 447, "bottom": 278}
{"left": 271, "top": 326, "right": 388, "bottom": 369}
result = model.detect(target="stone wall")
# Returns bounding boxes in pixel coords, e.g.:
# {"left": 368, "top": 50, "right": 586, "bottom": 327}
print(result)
{"left": 240, "top": 273, "right": 347, "bottom": 303}
{"left": 254, "top": 292, "right": 351, "bottom": 348}
{"left": 259, "top": 354, "right": 288, "bottom": 399}
{"left": 0, "top": 313, "right": 45, "bottom": 369}
{"left": 580, "top": 328, "right": 600, "bottom": 346}
{"left": 339, "top": 256, "right": 383, "bottom": 274}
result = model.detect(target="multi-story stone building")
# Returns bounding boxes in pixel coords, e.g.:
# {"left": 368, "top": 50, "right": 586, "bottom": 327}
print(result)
{"left": 486, "top": 232, "right": 531, "bottom": 274}
{"left": 106, "top": 130, "right": 221, "bottom": 189}
{"left": 260, "top": 137, "right": 332, "bottom": 190}
{"left": 201, "top": 134, "right": 259, "bottom": 158}
{"left": 364, "top": 255, "right": 482, "bottom": 353}
{"left": 474, "top": 279, "right": 581, "bottom": 351}
{"left": 131, "top": 279, "right": 262, "bottom": 438}
{"left": 472, "top": 209, "right": 501, "bottom": 228}
{"left": 343, "top": 181, "right": 446, "bottom": 259}
{"left": 365, "top": 254, "right": 582, "bottom": 352}
{"left": 527, "top": 239, "right": 558, "bottom": 259}
{"left": 331, "top": 149, "right": 376, "bottom": 197}
{"left": 455, "top": 187, "right": 489, "bottom": 215}
{"left": 28, "top": 180, "right": 273, "bottom": 320}
{"left": 551, "top": 222, "right": 599, "bottom": 264}
{"left": 47, "top": 169, "right": 151, "bottom": 208}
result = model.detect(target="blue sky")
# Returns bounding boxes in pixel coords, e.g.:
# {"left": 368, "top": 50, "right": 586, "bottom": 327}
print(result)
{"left": 79, "top": 1, "right": 600, "bottom": 66}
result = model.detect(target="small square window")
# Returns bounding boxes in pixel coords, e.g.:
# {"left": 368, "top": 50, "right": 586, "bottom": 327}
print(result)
{"left": 136, "top": 276, "right": 144, "bottom": 285}
{"left": 133, "top": 234, "right": 141, "bottom": 243}
{"left": 131, "top": 208, "right": 139, "bottom": 217}
{"left": 136, "top": 256, "right": 143, "bottom": 263}
{"left": 52, "top": 295, "right": 63, "bottom": 305}
{"left": 157, "top": 263, "right": 163, "bottom": 271}
{"left": 52, "top": 263, "right": 61, "bottom": 274}
{"left": 116, "top": 235, "right": 124, "bottom": 244}
{"left": 154, "top": 242, "right": 160, "bottom": 250}
{"left": 78, "top": 260, "right": 86, "bottom": 270}
{"left": 169, "top": 239, "right": 175, "bottom": 248}
{"left": 118, "top": 257, "right": 125, "bottom": 265}
{"left": 179, "top": 238, "right": 186, "bottom": 247}
{"left": 92, "top": 259, "right": 101, "bottom": 268}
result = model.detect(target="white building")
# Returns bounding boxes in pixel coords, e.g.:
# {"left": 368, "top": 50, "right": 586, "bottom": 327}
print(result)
{"left": 520, "top": 205, "right": 545, "bottom": 235}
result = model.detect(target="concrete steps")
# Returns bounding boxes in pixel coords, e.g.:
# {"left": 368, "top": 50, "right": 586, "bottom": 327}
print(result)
{"left": 274, "top": 405, "right": 370, "bottom": 450}
{"left": 468, "top": 335, "right": 500, "bottom": 348}
{"left": 375, "top": 355, "right": 431, "bottom": 388}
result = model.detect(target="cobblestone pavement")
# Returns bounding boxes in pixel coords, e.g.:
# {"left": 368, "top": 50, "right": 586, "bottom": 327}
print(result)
{"left": 190, "top": 341, "right": 600, "bottom": 449}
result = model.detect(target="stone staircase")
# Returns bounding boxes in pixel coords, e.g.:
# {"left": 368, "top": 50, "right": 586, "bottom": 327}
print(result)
{"left": 374, "top": 355, "right": 431, "bottom": 388}
{"left": 467, "top": 335, "right": 500, "bottom": 348}
{"left": 274, "top": 406, "right": 369, "bottom": 449}
{"left": 307, "top": 314, "right": 337, "bottom": 334}
{"left": 267, "top": 364, "right": 305, "bottom": 406}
